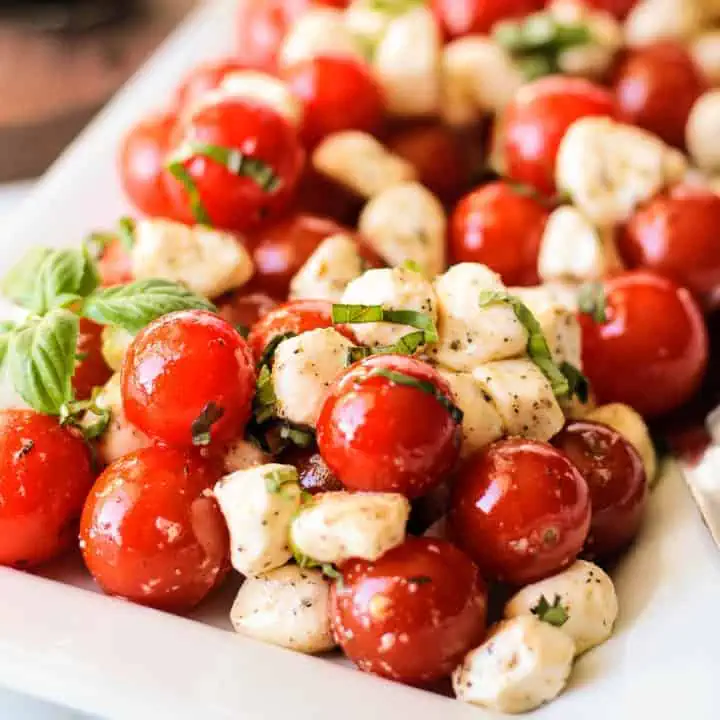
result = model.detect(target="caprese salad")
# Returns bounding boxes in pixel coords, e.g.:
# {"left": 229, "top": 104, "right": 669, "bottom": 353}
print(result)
{"left": 1, "top": 0, "right": 719, "bottom": 713}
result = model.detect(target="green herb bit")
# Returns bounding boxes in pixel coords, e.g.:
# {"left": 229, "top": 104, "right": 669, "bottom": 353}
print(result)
{"left": 191, "top": 401, "right": 226, "bottom": 447}
{"left": 531, "top": 594, "right": 569, "bottom": 627}
{"left": 265, "top": 467, "right": 299, "bottom": 495}
{"left": 560, "top": 362, "right": 590, "bottom": 404}
{"left": 60, "top": 389, "right": 112, "bottom": 441}
{"left": 279, "top": 423, "right": 315, "bottom": 449}
{"left": 332, "top": 304, "right": 439, "bottom": 344}
{"left": 257, "top": 332, "right": 296, "bottom": 370}
{"left": 166, "top": 160, "right": 212, "bottom": 226}
{"left": 578, "top": 281, "right": 607, "bottom": 324}
{"left": 346, "top": 329, "right": 427, "bottom": 365}
{"left": 254, "top": 365, "right": 278, "bottom": 425}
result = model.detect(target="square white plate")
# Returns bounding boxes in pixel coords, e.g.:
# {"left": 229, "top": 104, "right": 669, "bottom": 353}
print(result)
{"left": 1, "top": 1, "right": 719, "bottom": 717}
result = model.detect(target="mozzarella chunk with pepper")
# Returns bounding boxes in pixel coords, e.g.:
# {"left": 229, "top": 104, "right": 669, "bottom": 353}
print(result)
{"left": 691, "top": 31, "right": 720, "bottom": 86}
{"left": 438, "top": 370, "right": 504, "bottom": 458}
{"left": 230, "top": 566, "right": 335, "bottom": 654}
{"left": 272, "top": 328, "right": 354, "bottom": 427}
{"left": 453, "top": 616, "right": 575, "bottom": 714}
{"left": 473, "top": 360, "right": 565, "bottom": 442}
{"left": 213, "top": 464, "right": 301, "bottom": 577}
{"left": 359, "top": 182, "right": 446, "bottom": 276}
{"left": 505, "top": 560, "right": 619, "bottom": 656}
{"left": 440, "top": 37, "right": 522, "bottom": 127}
{"left": 687, "top": 91, "right": 720, "bottom": 173}
{"left": 313, "top": 131, "right": 417, "bottom": 199}
{"left": 556, "top": 117, "right": 687, "bottom": 227}
{"left": 624, "top": 0, "right": 703, "bottom": 47}
{"left": 278, "top": 8, "right": 364, "bottom": 68}
{"left": 373, "top": 7, "right": 441, "bottom": 117}
{"left": 131, "top": 218, "right": 253, "bottom": 299}
{"left": 341, "top": 266, "right": 438, "bottom": 348}
{"left": 290, "top": 492, "right": 409, "bottom": 564}
{"left": 588, "top": 403, "right": 657, "bottom": 484}
{"left": 290, "top": 234, "right": 365, "bottom": 302}
{"left": 432, "top": 264, "right": 528, "bottom": 371}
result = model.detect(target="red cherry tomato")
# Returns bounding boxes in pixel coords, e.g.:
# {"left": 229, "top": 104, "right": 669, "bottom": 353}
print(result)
{"left": 431, "top": 0, "right": 544, "bottom": 37}
{"left": 122, "top": 310, "right": 256, "bottom": 447}
{"left": 553, "top": 420, "right": 648, "bottom": 559}
{"left": 317, "top": 355, "right": 462, "bottom": 499}
{"left": 165, "top": 99, "right": 305, "bottom": 233}
{"left": 72, "top": 318, "right": 113, "bottom": 401}
{"left": 620, "top": 185, "right": 720, "bottom": 306}
{"left": 585, "top": 0, "right": 638, "bottom": 18}
{"left": 217, "top": 291, "right": 278, "bottom": 332}
{"left": 280, "top": 446, "right": 343, "bottom": 494}
{"left": 98, "top": 237, "right": 133, "bottom": 287}
{"left": 331, "top": 537, "right": 488, "bottom": 685}
{"left": 613, "top": 42, "right": 708, "bottom": 149}
{"left": 579, "top": 271, "right": 708, "bottom": 418}
{"left": 449, "top": 438, "right": 591, "bottom": 585}
{"left": 293, "top": 166, "right": 365, "bottom": 225}
{"left": 0, "top": 410, "right": 94, "bottom": 568}
{"left": 118, "top": 111, "right": 177, "bottom": 218}
{"left": 282, "top": 55, "right": 385, "bottom": 148}
{"left": 175, "top": 58, "right": 249, "bottom": 115}
{"left": 503, "top": 76, "right": 615, "bottom": 195}
{"left": 80, "top": 446, "right": 229, "bottom": 612}
{"left": 450, "top": 181, "right": 549, "bottom": 285}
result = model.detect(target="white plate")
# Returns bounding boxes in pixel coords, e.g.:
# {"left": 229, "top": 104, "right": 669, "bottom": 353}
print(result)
{"left": 1, "top": 1, "right": 719, "bottom": 717}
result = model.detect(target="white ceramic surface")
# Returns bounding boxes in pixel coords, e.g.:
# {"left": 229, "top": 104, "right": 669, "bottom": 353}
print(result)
{"left": 1, "top": 1, "right": 719, "bottom": 717}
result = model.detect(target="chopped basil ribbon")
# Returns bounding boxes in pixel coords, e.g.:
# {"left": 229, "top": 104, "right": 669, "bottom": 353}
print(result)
{"left": 332, "top": 304, "right": 439, "bottom": 344}
{"left": 191, "top": 401, "right": 226, "bottom": 447}
{"left": 254, "top": 365, "right": 277, "bottom": 424}
{"left": 279, "top": 423, "right": 315, "bottom": 448}
{"left": 257, "top": 332, "right": 296, "bottom": 370}
{"left": 292, "top": 545, "right": 344, "bottom": 587}
{"left": 366, "top": 368, "right": 464, "bottom": 425}
{"left": 531, "top": 594, "right": 569, "bottom": 627}
{"left": 578, "top": 281, "right": 607, "bottom": 324}
{"left": 346, "top": 330, "right": 426, "bottom": 365}
{"left": 560, "top": 362, "right": 590, "bottom": 404}
{"left": 367, "top": 0, "right": 425, "bottom": 15}
{"left": 166, "top": 161, "right": 212, "bottom": 226}
{"left": 265, "top": 467, "right": 299, "bottom": 495}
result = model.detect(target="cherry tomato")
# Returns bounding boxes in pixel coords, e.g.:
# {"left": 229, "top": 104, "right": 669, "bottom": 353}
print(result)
{"left": 293, "top": 166, "right": 364, "bottom": 225}
{"left": 585, "top": 0, "right": 638, "bottom": 18}
{"left": 80, "top": 446, "right": 229, "bottom": 612}
{"left": 620, "top": 185, "right": 720, "bottom": 306}
{"left": 72, "top": 318, "right": 113, "bottom": 401}
{"left": 449, "top": 438, "right": 591, "bottom": 585}
{"left": 317, "top": 355, "right": 462, "bottom": 499}
{"left": 98, "top": 237, "right": 133, "bottom": 287}
{"left": 553, "top": 420, "right": 647, "bottom": 559}
{"left": 0, "top": 410, "right": 94, "bottom": 568}
{"left": 450, "top": 181, "right": 549, "bottom": 285}
{"left": 280, "top": 446, "right": 343, "bottom": 494}
{"left": 217, "top": 291, "right": 278, "bottom": 332}
{"left": 431, "top": 0, "right": 544, "bottom": 37}
{"left": 122, "top": 310, "right": 256, "bottom": 447}
{"left": 503, "top": 76, "right": 615, "bottom": 195}
{"left": 580, "top": 272, "right": 708, "bottom": 418}
{"left": 165, "top": 99, "right": 305, "bottom": 233}
{"left": 331, "top": 537, "right": 488, "bottom": 685}
{"left": 613, "top": 42, "right": 708, "bottom": 149}
{"left": 282, "top": 55, "right": 385, "bottom": 148}
{"left": 118, "top": 111, "right": 177, "bottom": 218}
{"left": 175, "top": 57, "right": 249, "bottom": 115}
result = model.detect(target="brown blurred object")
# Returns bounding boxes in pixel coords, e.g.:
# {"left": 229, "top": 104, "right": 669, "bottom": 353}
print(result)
{"left": 0, "top": 0, "right": 196, "bottom": 181}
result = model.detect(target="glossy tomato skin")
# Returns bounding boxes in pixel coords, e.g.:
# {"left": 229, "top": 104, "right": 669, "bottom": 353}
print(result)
{"left": 80, "top": 446, "right": 229, "bottom": 612}
{"left": 613, "top": 42, "right": 708, "bottom": 149}
{"left": 217, "top": 291, "right": 278, "bottom": 332}
{"left": 450, "top": 181, "right": 549, "bottom": 285}
{"left": 503, "top": 76, "right": 615, "bottom": 195}
{"left": 282, "top": 56, "right": 385, "bottom": 148}
{"left": 580, "top": 272, "right": 708, "bottom": 418}
{"left": 620, "top": 185, "right": 720, "bottom": 306}
{"left": 432, "top": 0, "right": 544, "bottom": 37}
{"left": 553, "top": 420, "right": 647, "bottom": 559}
{"left": 0, "top": 411, "right": 94, "bottom": 568}
{"left": 72, "top": 318, "right": 114, "bottom": 401}
{"left": 119, "top": 111, "right": 177, "bottom": 219}
{"left": 280, "top": 446, "right": 344, "bottom": 494}
{"left": 449, "top": 438, "right": 591, "bottom": 585}
{"left": 331, "top": 537, "right": 488, "bottom": 685}
{"left": 317, "top": 355, "right": 462, "bottom": 499}
{"left": 175, "top": 57, "right": 248, "bottom": 115}
{"left": 122, "top": 311, "right": 256, "bottom": 447}
{"left": 98, "top": 237, "right": 133, "bottom": 287}
{"left": 166, "top": 99, "right": 305, "bottom": 233}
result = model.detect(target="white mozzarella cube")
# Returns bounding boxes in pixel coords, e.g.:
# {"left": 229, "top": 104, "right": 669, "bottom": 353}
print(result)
{"left": 687, "top": 91, "right": 720, "bottom": 173}
{"left": 131, "top": 219, "right": 253, "bottom": 300}
{"left": 344, "top": 0, "right": 394, "bottom": 54}
{"left": 290, "top": 234, "right": 366, "bottom": 302}
{"left": 358, "top": 182, "right": 446, "bottom": 277}
{"left": 213, "top": 464, "right": 301, "bottom": 577}
{"left": 341, "top": 266, "right": 438, "bottom": 348}
{"left": 272, "top": 328, "right": 354, "bottom": 427}
{"left": 230, "top": 565, "right": 335, "bottom": 654}
{"left": 691, "top": 31, "right": 720, "bottom": 87}
{"left": 505, "top": 560, "right": 619, "bottom": 656}
{"left": 290, "top": 492, "right": 409, "bottom": 564}
{"left": 453, "top": 615, "right": 575, "bottom": 714}
{"left": 312, "top": 131, "right": 417, "bottom": 199}
{"left": 624, "top": 0, "right": 703, "bottom": 47}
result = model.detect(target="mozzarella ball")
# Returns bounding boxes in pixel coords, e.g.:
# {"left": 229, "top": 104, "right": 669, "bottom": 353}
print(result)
{"left": 341, "top": 266, "right": 438, "bottom": 348}
{"left": 230, "top": 565, "right": 335, "bottom": 654}
{"left": 687, "top": 91, "right": 720, "bottom": 173}
{"left": 213, "top": 464, "right": 301, "bottom": 577}
{"left": 131, "top": 218, "right": 253, "bottom": 299}
{"left": 624, "top": 0, "right": 703, "bottom": 47}
{"left": 438, "top": 369, "right": 505, "bottom": 458}
{"left": 453, "top": 615, "right": 575, "bottom": 714}
{"left": 290, "top": 492, "right": 409, "bottom": 564}
{"left": 272, "top": 328, "right": 354, "bottom": 427}
{"left": 691, "top": 31, "right": 720, "bottom": 86}
{"left": 290, "top": 234, "right": 366, "bottom": 302}
{"left": 432, "top": 263, "right": 528, "bottom": 371}
{"left": 505, "top": 560, "right": 619, "bottom": 656}
{"left": 312, "top": 131, "right": 417, "bottom": 199}
{"left": 359, "top": 182, "right": 446, "bottom": 277}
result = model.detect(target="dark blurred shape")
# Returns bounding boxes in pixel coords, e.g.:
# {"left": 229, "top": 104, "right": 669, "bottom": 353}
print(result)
{"left": 0, "top": 0, "right": 137, "bottom": 33}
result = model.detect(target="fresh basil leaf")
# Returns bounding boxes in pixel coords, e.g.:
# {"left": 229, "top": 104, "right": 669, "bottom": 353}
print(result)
{"left": 254, "top": 365, "right": 277, "bottom": 424}
{"left": 81, "top": 279, "right": 215, "bottom": 334}
{"left": 346, "top": 330, "right": 427, "bottom": 365}
{"left": 560, "top": 362, "right": 590, "bottom": 404}
{"left": 8, "top": 310, "right": 79, "bottom": 415}
{"left": 265, "top": 467, "right": 299, "bottom": 494}
{"left": 166, "top": 160, "right": 212, "bottom": 226}
{"left": 35, "top": 247, "right": 100, "bottom": 313}
{"left": 332, "top": 304, "right": 385, "bottom": 324}
{"left": 2, "top": 248, "right": 52, "bottom": 309}
{"left": 382, "top": 310, "right": 439, "bottom": 344}
{"left": 0, "top": 321, "right": 15, "bottom": 366}
{"left": 257, "top": 332, "right": 296, "bottom": 370}
{"left": 117, "top": 217, "right": 137, "bottom": 253}
{"left": 279, "top": 423, "right": 315, "bottom": 449}
{"left": 191, "top": 401, "right": 226, "bottom": 447}
{"left": 332, "top": 304, "right": 439, "bottom": 344}
{"left": 578, "top": 281, "right": 607, "bottom": 323}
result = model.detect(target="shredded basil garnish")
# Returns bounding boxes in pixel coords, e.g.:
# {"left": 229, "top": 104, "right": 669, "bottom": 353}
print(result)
{"left": 166, "top": 160, "right": 212, "bottom": 226}
{"left": 257, "top": 332, "right": 296, "bottom": 370}
{"left": 190, "top": 401, "right": 225, "bottom": 447}
{"left": 578, "top": 281, "right": 607, "bottom": 323}
{"left": 346, "top": 330, "right": 427, "bottom": 365}
{"left": 332, "top": 304, "right": 439, "bottom": 344}
{"left": 531, "top": 594, "right": 569, "bottom": 627}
